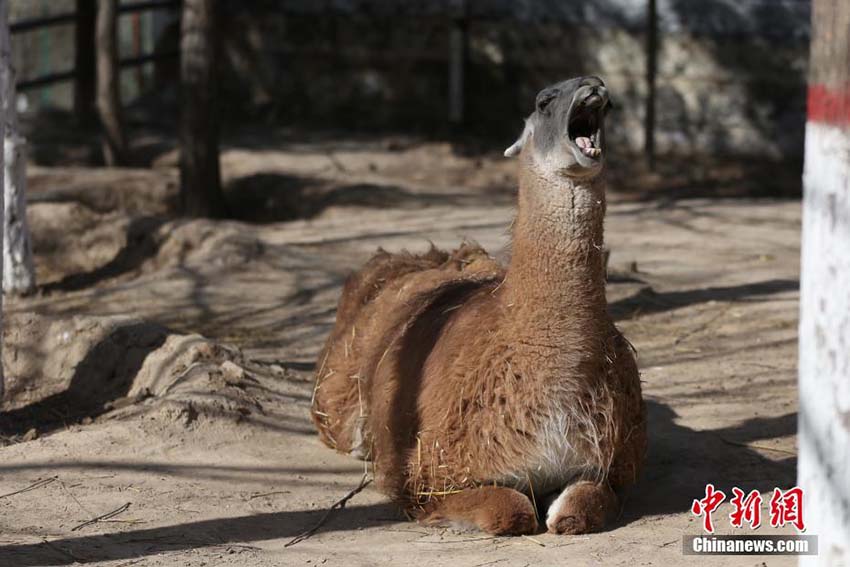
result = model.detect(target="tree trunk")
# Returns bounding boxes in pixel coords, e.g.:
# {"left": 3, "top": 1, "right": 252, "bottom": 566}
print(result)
{"left": 96, "top": 0, "right": 126, "bottom": 166}
{"left": 798, "top": 0, "right": 850, "bottom": 563}
{"left": 179, "top": 0, "right": 227, "bottom": 218}
{"left": 74, "top": 0, "right": 97, "bottom": 125}
{"left": 0, "top": 0, "right": 7, "bottom": 402}
{"left": 0, "top": 0, "right": 34, "bottom": 296}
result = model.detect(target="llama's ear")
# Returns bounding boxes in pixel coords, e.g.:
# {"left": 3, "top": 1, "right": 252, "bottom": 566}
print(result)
{"left": 504, "top": 120, "right": 533, "bottom": 158}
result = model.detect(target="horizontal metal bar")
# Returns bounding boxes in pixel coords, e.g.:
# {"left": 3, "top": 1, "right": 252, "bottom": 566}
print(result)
{"left": 119, "top": 0, "right": 181, "bottom": 15}
{"left": 119, "top": 49, "right": 178, "bottom": 67}
{"left": 17, "top": 50, "right": 179, "bottom": 91}
{"left": 10, "top": 13, "right": 75, "bottom": 33}
{"left": 10, "top": 0, "right": 180, "bottom": 35}
{"left": 17, "top": 69, "right": 76, "bottom": 90}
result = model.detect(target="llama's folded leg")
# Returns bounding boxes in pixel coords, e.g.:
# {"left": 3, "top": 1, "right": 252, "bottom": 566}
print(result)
{"left": 545, "top": 481, "right": 617, "bottom": 534}
{"left": 418, "top": 486, "right": 539, "bottom": 536}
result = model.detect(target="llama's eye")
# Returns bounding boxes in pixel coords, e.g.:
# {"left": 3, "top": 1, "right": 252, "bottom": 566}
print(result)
{"left": 536, "top": 89, "right": 559, "bottom": 113}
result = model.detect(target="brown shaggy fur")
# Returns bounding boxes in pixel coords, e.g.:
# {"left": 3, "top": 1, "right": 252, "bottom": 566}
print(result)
{"left": 312, "top": 79, "right": 646, "bottom": 536}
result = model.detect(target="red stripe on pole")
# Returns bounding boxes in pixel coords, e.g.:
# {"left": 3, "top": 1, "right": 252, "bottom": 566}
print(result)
{"left": 808, "top": 84, "right": 850, "bottom": 125}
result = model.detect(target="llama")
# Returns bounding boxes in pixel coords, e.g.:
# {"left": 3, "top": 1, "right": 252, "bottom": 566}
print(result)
{"left": 312, "top": 76, "right": 646, "bottom": 535}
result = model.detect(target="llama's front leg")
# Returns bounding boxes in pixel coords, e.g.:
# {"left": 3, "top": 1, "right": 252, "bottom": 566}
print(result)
{"left": 545, "top": 481, "right": 617, "bottom": 534}
{"left": 418, "top": 486, "right": 539, "bottom": 535}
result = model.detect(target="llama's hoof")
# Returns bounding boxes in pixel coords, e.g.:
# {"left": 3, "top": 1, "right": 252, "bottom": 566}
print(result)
{"left": 479, "top": 490, "right": 539, "bottom": 535}
{"left": 418, "top": 486, "right": 539, "bottom": 536}
{"left": 546, "top": 481, "right": 617, "bottom": 535}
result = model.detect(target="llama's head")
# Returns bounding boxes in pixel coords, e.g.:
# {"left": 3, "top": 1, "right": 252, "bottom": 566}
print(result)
{"left": 504, "top": 76, "right": 612, "bottom": 178}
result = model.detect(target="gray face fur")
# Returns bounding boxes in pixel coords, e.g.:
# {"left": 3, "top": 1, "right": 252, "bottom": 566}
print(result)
{"left": 504, "top": 76, "right": 612, "bottom": 177}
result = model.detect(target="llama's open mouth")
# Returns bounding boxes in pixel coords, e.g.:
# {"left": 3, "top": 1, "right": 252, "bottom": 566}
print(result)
{"left": 568, "top": 97, "right": 605, "bottom": 159}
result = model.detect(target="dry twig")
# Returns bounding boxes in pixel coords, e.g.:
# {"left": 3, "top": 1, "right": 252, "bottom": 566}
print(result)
{"left": 248, "top": 490, "right": 291, "bottom": 500}
{"left": 72, "top": 502, "right": 132, "bottom": 532}
{"left": 0, "top": 476, "right": 57, "bottom": 499}
{"left": 284, "top": 474, "right": 372, "bottom": 547}
{"left": 521, "top": 534, "right": 546, "bottom": 547}
{"left": 718, "top": 436, "right": 796, "bottom": 456}
{"left": 41, "top": 538, "right": 85, "bottom": 563}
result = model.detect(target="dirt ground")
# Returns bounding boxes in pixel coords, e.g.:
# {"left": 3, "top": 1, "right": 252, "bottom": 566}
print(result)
{"left": 0, "top": 135, "right": 802, "bottom": 566}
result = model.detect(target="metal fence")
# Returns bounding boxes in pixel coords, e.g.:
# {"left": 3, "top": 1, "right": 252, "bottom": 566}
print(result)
{"left": 10, "top": 0, "right": 180, "bottom": 102}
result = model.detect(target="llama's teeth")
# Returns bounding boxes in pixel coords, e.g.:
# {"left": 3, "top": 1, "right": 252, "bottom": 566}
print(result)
{"left": 576, "top": 137, "right": 591, "bottom": 149}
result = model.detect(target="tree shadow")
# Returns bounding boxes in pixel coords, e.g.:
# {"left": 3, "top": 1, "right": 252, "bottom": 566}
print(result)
{"left": 0, "top": 322, "right": 168, "bottom": 441}
{"left": 40, "top": 217, "right": 168, "bottom": 294}
{"left": 224, "top": 172, "right": 513, "bottom": 223}
{"left": 620, "top": 399, "right": 796, "bottom": 523}
{"left": 609, "top": 278, "right": 799, "bottom": 320}
{"left": 0, "top": 500, "right": 401, "bottom": 566}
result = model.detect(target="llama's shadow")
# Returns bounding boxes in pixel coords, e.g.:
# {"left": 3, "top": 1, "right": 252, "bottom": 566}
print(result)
{"left": 618, "top": 399, "right": 796, "bottom": 524}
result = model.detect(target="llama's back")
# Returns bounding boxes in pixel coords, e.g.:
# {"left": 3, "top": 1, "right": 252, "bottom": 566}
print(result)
{"left": 311, "top": 243, "right": 503, "bottom": 457}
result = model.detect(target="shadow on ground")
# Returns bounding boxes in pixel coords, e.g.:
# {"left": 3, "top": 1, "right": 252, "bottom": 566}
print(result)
{"left": 609, "top": 278, "right": 799, "bottom": 320}
{"left": 620, "top": 400, "right": 796, "bottom": 524}
{"left": 224, "top": 172, "right": 513, "bottom": 223}
{"left": 0, "top": 500, "right": 401, "bottom": 566}
{"left": 0, "top": 323, "right": 168, "bottom": 441}
{"left": 40, "top": 217, "right": 168, "bottom": 294}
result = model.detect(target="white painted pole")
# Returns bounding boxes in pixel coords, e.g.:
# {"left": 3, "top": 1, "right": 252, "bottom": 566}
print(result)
{"left": 0, "top": 0, "right": 34, "bottom": 296}
{"left": 798, "top": 1, "right": 850, "bottom": 563}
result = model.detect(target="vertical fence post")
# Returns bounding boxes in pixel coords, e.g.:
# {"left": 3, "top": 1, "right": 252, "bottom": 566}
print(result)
{"left": 644, "top": 0, "right": 657, "bottom": 170}
{"left": 74, "top": 0, "right": 96, "bottom": 123}
{"left": 798, "top": 0, "right": 850, "bottom": 563}
{"left": 448, "top": 0, "right": 466, "bottom": 127}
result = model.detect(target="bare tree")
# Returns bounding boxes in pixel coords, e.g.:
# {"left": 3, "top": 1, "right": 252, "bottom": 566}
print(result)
{"left": 180, "top": 0, "right": 227, "bottom": 217}
{"left": 96, "top": 0, "right": 127, "bottom": 165}
{"left": 0, "top": 0, "right": 34, "bottom": 295}
{"left": 798, "top": 0, "right": 850, "bottom": 561}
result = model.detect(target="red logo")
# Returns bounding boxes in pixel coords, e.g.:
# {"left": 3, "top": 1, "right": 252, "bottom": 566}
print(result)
{"left": 729, "top": 488, "right": 762, "bottom": 529}
{"left": 691, "top": 485, "right": 805, "bottom": 533}
{"left": 769, "top": 487, "right": 805, "bottom": 531}
{"left": 691, "top": 484, "right": 726, "bottom": 533}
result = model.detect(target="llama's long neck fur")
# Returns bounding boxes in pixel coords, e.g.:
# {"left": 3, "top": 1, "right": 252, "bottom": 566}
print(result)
{"left": 502, "top": 150, "right": 608, "bottom": 371}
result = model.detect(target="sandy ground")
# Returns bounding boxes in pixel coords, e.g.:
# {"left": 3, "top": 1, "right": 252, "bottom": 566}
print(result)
{"left": 0, "top": 138, "right": 802, "bottom": 566}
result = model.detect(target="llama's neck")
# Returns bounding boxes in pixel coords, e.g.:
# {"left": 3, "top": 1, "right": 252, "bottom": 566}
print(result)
{"left": 502, "top": 153, "right": 608, "bottom": 352}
